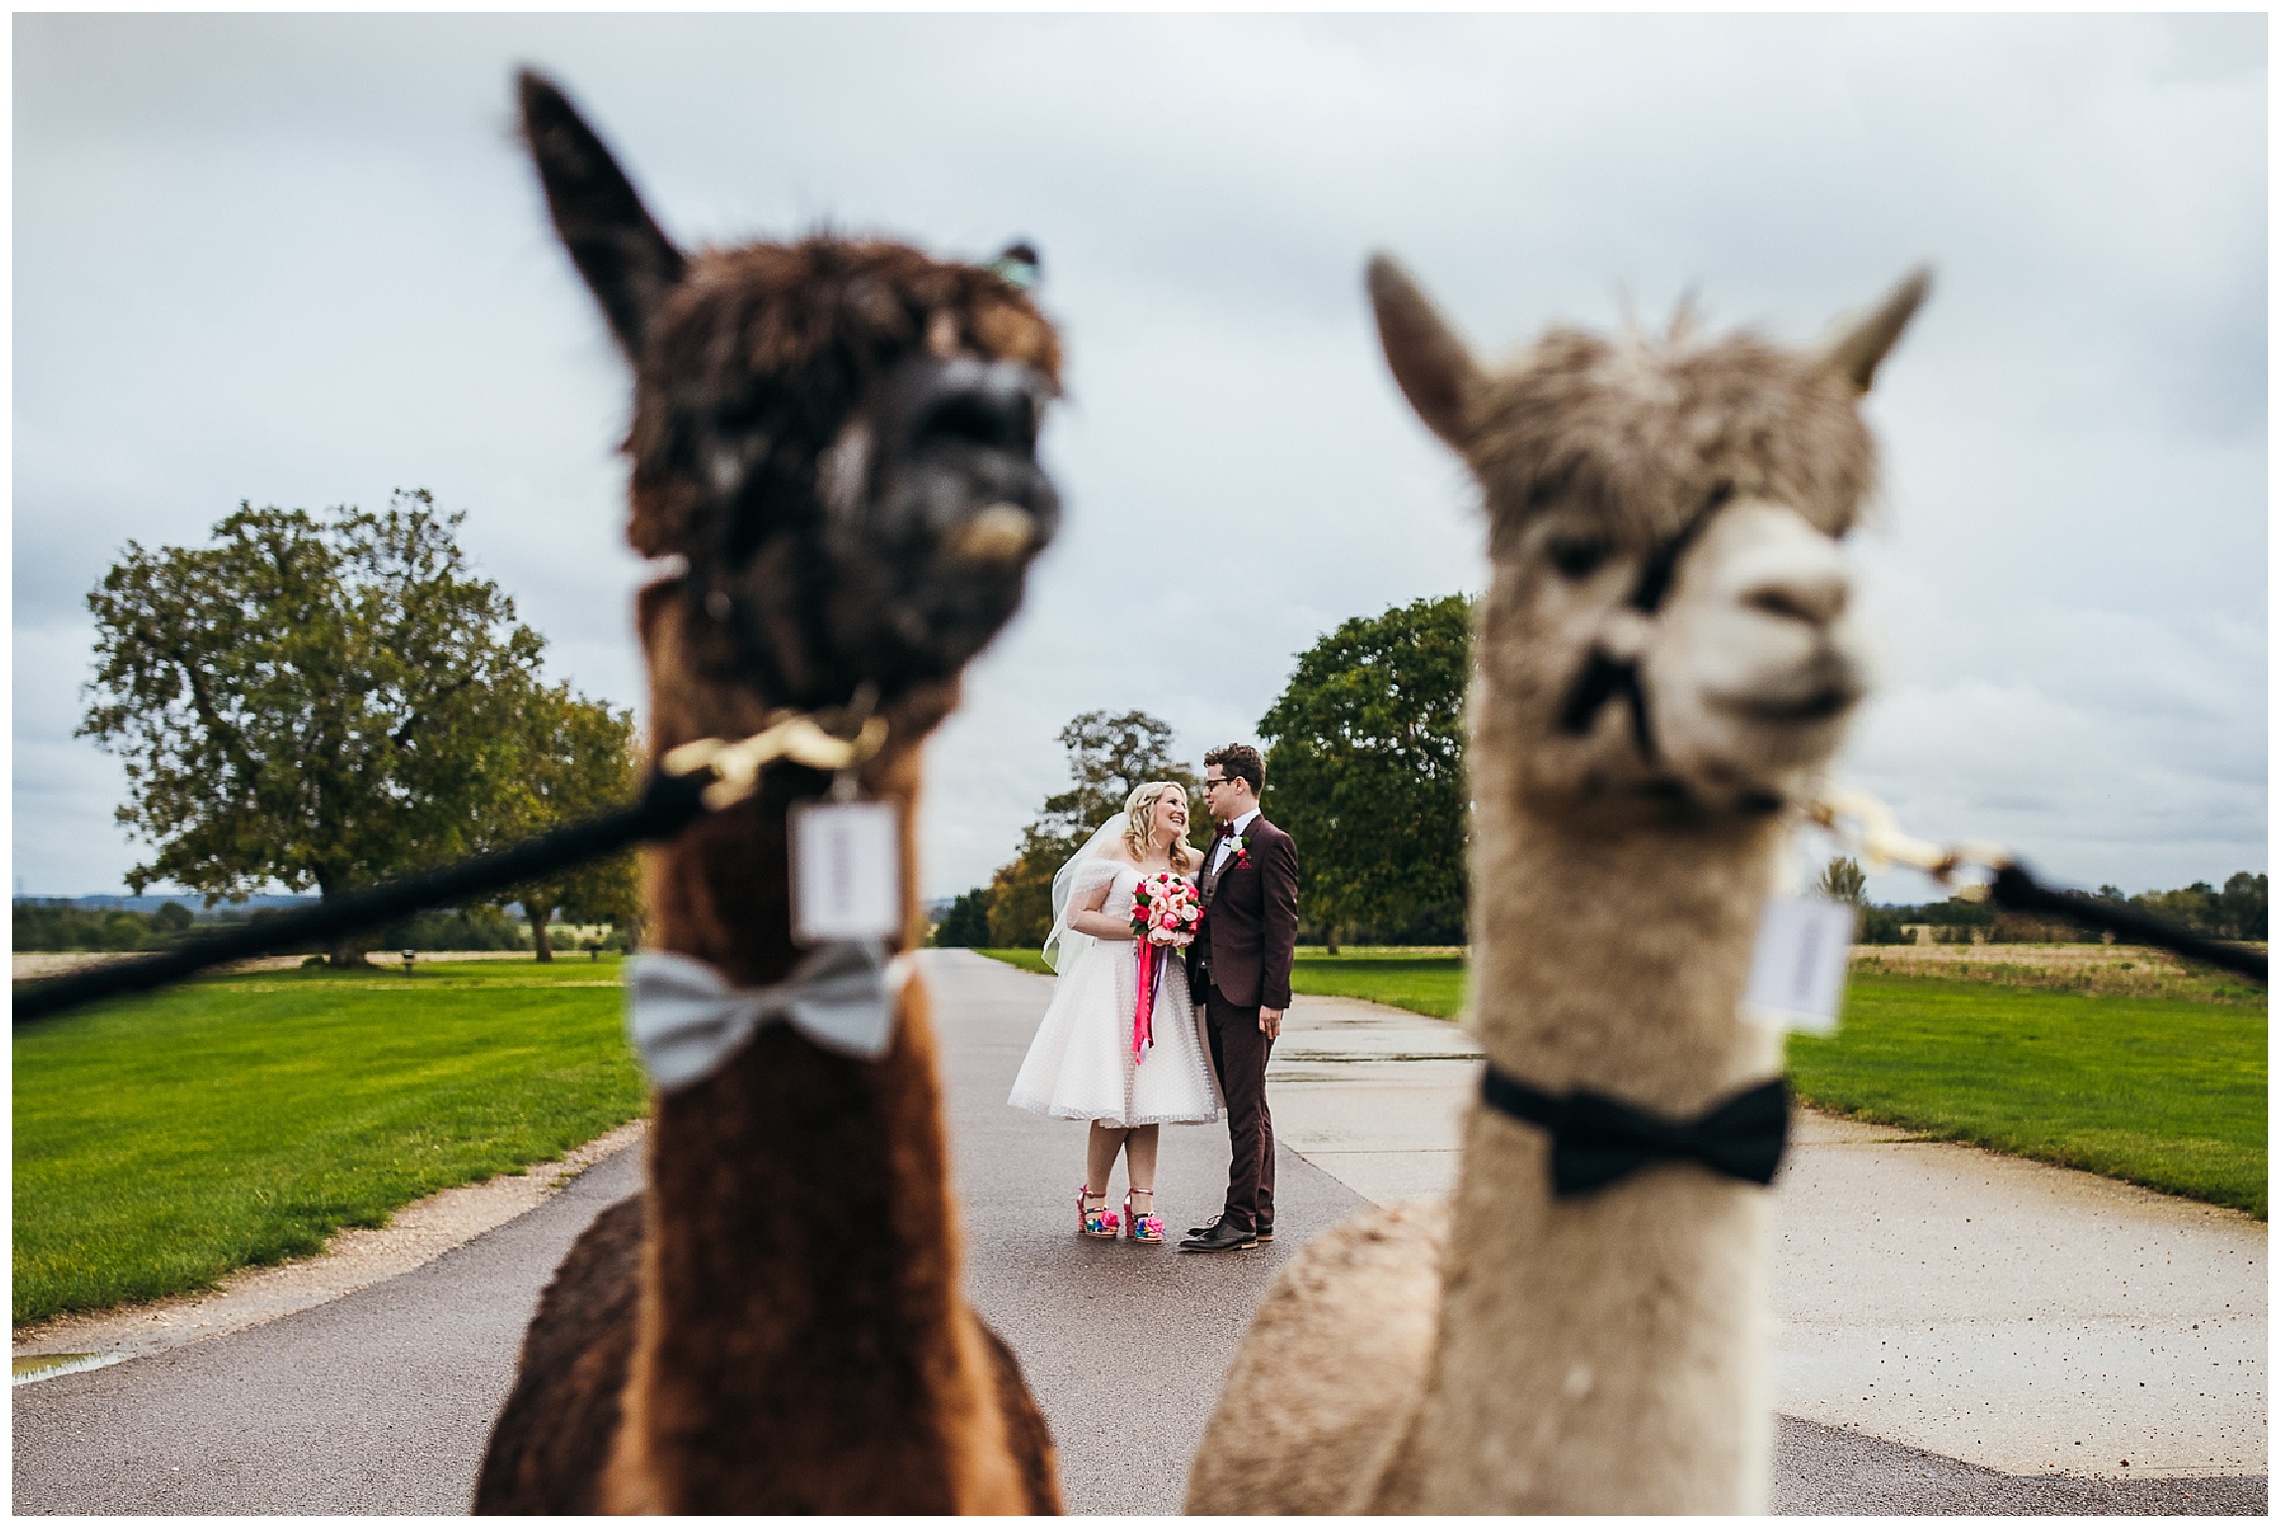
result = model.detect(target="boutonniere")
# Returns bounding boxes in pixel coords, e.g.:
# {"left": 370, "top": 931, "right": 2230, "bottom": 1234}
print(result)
{"left": 1230, "top": 835, "right": 1252, "bottom": 871}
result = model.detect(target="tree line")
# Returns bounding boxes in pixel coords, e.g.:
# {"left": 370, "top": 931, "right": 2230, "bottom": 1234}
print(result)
{"left": 78, "top": 492, "right": 640, "bottom": 965}
{"left": 14, "top": 900, "right": 199, "bottom": 953}
{"left": 939, "top": 593, "right": 2264, "bottom": 954}
{"left": 1817, "top": 858, "right": 2266, "bottom": 944}
{"left": 8, "top": 898, "right": 616, "bottom": 956}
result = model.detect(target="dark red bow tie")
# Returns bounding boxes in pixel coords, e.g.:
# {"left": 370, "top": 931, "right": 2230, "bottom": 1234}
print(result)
{"left": 1214, "top": 823, "right": 1234, "bottom": 840}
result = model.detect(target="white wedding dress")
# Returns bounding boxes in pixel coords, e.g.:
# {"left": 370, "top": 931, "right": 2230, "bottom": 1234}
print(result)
{"left": 1007, "top": 858, "right": 1223, "bottom": 1126}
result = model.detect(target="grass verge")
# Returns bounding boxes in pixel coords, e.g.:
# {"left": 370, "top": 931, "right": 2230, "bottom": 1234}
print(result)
{"left": 976, "top": 947, "right": 1052, "bottom": 975}
{"left": 1286, "top": 951, "right": 1467, "bottom": 1018}
{"left": 1848, "top": 946, "right": 2265, "bottom": 1004}
{"left": 1790, "top": 975, "right": 2266, "bottom": 1218}
{"left": 13, "top": 958, "right": 644, "bottom": 1326}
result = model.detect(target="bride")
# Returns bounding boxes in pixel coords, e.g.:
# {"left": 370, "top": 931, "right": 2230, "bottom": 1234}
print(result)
{"left": 1007, "top": 780, "right": 1223, "bottom": 1245}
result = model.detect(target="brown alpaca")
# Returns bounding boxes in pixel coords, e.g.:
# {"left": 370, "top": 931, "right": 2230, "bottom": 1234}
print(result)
{"left": 1185, "top": 256, "right": 1928, "bottom": 1514}
{"left": 473, "top": 72, "right": 1063, "bottom": 1514}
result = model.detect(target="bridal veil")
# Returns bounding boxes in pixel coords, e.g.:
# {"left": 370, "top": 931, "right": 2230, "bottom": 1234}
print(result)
{"left": 1042, "top": 818, "right": 1127, "bottom": 973}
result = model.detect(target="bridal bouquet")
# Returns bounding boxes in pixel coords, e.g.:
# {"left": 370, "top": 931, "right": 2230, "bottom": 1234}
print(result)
{"left": 1130, "top": 872, "right": 1204, "bottom": 948}
{"left": 1127, "top": 872, "right": 1203, "bottom": 1061}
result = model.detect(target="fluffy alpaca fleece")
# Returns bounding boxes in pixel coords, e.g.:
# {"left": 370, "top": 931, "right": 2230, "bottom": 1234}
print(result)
{"left": 1186, "top": 256, "right": 1925, "bottom": 1515}
{"left": 474, "top": 73, "right": 1061, "bottom": 1514}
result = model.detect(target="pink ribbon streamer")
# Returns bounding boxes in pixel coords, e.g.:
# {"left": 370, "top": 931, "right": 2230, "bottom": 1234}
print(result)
{"left": 1133, "top": 939, "right": 1160, "bottom": 1061}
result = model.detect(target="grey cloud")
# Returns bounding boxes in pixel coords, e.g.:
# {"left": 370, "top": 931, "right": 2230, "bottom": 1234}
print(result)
{"left": 11, "top": 13, "right": 2263, "bottom": 903}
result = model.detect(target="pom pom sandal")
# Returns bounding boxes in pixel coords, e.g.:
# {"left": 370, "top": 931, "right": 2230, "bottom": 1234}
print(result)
{"left": 1124, "top": 1190, "right": 1165, "bottom": 1245}
{"left": 1079, "top": 1186, "right": 1119, "bottom": 1239}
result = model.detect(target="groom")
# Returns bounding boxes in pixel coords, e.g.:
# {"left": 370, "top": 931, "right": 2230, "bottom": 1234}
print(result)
{"left": 1181, "top": 743, "right": 1299, "bottom": 1253}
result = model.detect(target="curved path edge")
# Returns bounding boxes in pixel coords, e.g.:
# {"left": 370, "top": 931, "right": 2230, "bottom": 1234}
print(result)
{"left": 12, "top": 1118, "right": 647, "bottom": 1381}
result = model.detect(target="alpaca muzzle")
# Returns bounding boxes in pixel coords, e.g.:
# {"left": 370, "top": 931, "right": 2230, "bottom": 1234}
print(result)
{"left": 1554, "top": 482, "right": 1735, "bottom": 762}
{"left": 1558, "top": 488, "right": 1864, "bottom": 805}
{"left": 688, "top": 352, "right": 1060, "bottom": 706}
{"left": 949, "top": 503, "right": 1040, "bottom": 566}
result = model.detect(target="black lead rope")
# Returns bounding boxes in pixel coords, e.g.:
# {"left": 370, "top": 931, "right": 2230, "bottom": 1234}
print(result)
{"left": 1986, "top": 864, "right": 2265, "bottom": 983}
{"left": 12, "top": 769, "right": 717, "bottom": 1026}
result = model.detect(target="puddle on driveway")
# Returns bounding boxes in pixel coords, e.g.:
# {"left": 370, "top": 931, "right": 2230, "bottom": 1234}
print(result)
{"left": 13, "top": 1352, "right": 127, "bottom": 1386}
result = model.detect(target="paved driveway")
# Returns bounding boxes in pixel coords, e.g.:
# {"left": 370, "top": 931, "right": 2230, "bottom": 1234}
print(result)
{"left": 11, "top": 949, "right": 2266, "bottom": 1514}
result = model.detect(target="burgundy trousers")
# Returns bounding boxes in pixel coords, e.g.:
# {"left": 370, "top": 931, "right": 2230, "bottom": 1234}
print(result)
{"left": 1203, "top": 984, "right": 1276, "bottom": 1234}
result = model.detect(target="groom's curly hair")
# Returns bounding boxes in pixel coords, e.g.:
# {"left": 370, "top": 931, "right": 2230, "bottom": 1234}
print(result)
{"left": 1205, "top": 743, "right": 1264, "bottom": 796}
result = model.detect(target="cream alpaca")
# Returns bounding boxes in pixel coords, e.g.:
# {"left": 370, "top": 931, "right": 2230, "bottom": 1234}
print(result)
{"left": 1185, "top": 255, "right": 1927, "bottom": 1514}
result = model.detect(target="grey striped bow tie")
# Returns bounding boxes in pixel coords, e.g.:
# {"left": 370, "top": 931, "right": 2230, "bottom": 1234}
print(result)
{"left": 626, "top": 942, "right": 913, "bottom": 1090}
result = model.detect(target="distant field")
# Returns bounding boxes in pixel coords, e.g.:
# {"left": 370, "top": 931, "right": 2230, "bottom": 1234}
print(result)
{"left": 13, "top": 959, "right": 644, "bottom": 1326}
{"left": 968, "top": 947, "right": 2267, "bottom": 1216}
{"left": 1850, "top": 944, "right": 2265, "bottom": 1004}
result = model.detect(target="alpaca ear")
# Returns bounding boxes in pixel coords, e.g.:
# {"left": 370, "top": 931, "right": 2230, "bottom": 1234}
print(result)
{"left": 1367, "top": 254, "right": 1486, "bottom": 450}
{"left": 518, "top": 69, "right": 688, "bottom": 360}
{"left": 1821, "top": 267, "right": 1932, "bottom": 395}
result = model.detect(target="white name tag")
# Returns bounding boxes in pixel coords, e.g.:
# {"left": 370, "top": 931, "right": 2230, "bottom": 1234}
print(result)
{"left": 790, "top": 800, "right": 903, "bottom": 945}
{"left": 1741, "top": 895, "right": 1855, "bottom": 1034}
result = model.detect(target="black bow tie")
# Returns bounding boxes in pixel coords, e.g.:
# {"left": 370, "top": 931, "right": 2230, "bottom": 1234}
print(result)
{"left": 1479, "top": 1067, "right": 1790, "bottom": 1197}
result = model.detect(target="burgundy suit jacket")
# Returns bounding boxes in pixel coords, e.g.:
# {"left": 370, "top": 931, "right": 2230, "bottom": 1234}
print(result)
{"left": 1187, "top": 813, "right": 1299, "bottom": 1009}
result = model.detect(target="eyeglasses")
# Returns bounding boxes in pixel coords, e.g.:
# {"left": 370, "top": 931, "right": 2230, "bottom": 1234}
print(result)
{"left": 1203, "top": 777, "right": 1235, "bottom": 791}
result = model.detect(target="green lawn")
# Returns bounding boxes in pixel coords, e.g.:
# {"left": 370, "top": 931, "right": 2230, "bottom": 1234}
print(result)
{"left": 1286, "top": 951, "right": 1468, "bottom": 1018}
{"left": 13, "top": 959, "right": 645, "bottom": 1326}
{"left": 1791, "top": 976, "right": 2267, "bottom": 1219}
{"left": 970, "top": 948, "right": 2267, "bottom": 1217}
{"left": 977, "top": 947, "right": 1053, "bottom": 975}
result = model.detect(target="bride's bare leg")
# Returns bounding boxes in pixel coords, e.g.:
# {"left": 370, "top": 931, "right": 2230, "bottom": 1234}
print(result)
{"left": 1124, "top": 1123, "right": 1161, "bottom": 1194}
{"left": 1086, "top": 1122, "right": 1130, "bottom": 1196}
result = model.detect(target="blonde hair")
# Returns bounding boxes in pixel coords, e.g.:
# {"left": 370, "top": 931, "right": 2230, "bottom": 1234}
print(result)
{"left": 1123, "top": 781, "right": 1198, "bottom": 874}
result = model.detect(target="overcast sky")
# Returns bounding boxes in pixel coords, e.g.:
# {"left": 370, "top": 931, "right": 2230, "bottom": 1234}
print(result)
{"left": 12, "top": 12, "right": 2266, "bottom": 907}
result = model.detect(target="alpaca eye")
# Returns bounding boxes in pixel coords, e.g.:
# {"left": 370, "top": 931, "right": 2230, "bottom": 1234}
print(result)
{"left": 1545, "top": 536, "right": 1611, "bottom": 580}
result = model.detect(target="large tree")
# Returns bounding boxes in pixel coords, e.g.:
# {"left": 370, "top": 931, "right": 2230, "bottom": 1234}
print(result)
{"left": 1259, "top": 595, "right": 1471, "bottom": 952}
{"left": 79, "top": 492, "right": 549, "bottom": 965}
{"left": 494, "top": 685, "right": 643, "bottom": 961}
{"left": 2218, "top": 871, "right": 2268, "bottom": 941}
{"left": 1033, "top": 710, "right": 1201, "bottom": 847}
{"left": 986, "top": 710, "right": 1201, "bottom": 949}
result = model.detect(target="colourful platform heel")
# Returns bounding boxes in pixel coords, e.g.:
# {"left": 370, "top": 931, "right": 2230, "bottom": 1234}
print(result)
{"left": 1125, "top": 1190, "right": 1165, "bottom": 1244}
{"left": 1079, "top": 1185, "right": 1119, "bottom": 1239}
